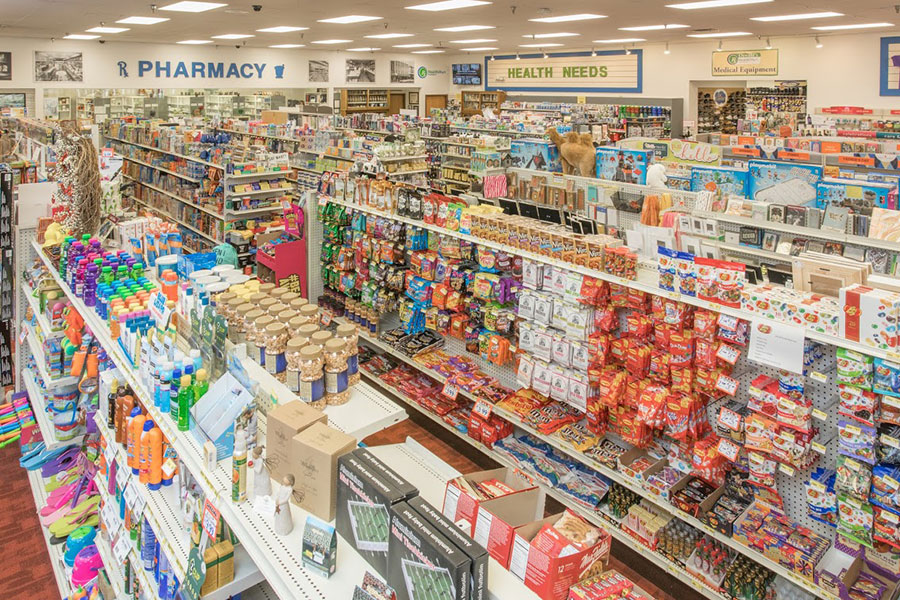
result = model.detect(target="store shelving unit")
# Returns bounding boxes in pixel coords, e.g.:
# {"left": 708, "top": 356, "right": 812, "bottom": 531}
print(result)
{"left": 340, "top": 88, "right": 388, "bottom": 115}
{"left": 22, "top": 368, "right": 83, "bottom": 450}
{"left": 461, "top": 91, "right": 507, "bottom": 117}
{"left": 25, "top": 468, "right": 73, "bottom": 599}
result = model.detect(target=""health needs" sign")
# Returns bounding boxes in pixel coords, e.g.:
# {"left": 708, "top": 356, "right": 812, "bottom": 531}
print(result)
{"left": 485, "top": 50, "right": 641, "bottom": 93}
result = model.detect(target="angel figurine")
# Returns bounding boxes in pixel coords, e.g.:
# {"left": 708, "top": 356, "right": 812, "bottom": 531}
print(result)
{"left": 274, "top": 474, "right": 295, "bottom": 536}
{"left": 251, "top": 446, "right": 271, "bottom": 501}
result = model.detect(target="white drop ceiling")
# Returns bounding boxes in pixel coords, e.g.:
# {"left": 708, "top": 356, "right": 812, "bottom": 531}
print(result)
{"left": 1, "top": 0, "right": 896, "bottom": 53}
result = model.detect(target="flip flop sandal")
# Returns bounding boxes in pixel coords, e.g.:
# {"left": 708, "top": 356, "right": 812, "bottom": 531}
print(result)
{"left": 45, "top": 470, "right": 80, "bottom": 493}
{"left": 49, "top": 511, "right": 99, "bottom": 546}
{"left": 41, "top": 447, "right": 82, "bottom": 478}
{"left": 18, "top": 442, "right": 46, "bottom": 467}
{"left": 42, "top": 476, "right": 88, "bottom": 516}
{"left": 41, "top": 479, "right": 95, "bottom": 526}
{"left": 48, "top": 495, "right": 101, "bottom": 538}
{"left": 21, "top": 444, "right": 70, "bottom": 471}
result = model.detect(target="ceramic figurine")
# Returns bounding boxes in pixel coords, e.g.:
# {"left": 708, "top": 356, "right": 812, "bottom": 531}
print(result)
{"left": 251, "top": 446, "right": 271, "bottom": 501}
{"left": 273, "top": 474, "right": 294, "bottom": 536}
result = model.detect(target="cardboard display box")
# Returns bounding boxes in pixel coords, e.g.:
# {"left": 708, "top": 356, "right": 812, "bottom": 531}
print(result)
{"left": 388, "top": 501, "right": 472, "bottom": 600}
{"left": 267, "top": 401, "right": 327, "bottom": 482}
{"left": 509, "top": 511, "right": 611, "bottom": 600}
{"left": 409, "top": 496, "right": 489, "bottom": 600}
{"left": 336, "top": 450, "right": 418, "bottom": 577}
{"left": 290, "top": 422, "right": 357, "bottom": 521}
{"left": 473, "top": 487, "right": 545, "bottom": 568}
{"left": 442, "top": 467, "right": 538, "bottom": 538}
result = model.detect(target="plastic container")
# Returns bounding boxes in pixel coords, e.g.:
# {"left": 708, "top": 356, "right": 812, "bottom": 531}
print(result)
{"left": 232, "top": 303, "right": 256, "bottom": 343}
{"left": 155, "top": 255, "right": 178, "bottom": 279}
{"left": 289, "top": 297, "right": 309, "bottom": 313}
{"left": 285, "top": 336, "right": 307, "bottom": 393}
{"left": 258, "top": 282, "right": 277, "bottom": 296}
{"left": 258, "top": 297, "right": 279, "bottom": 315}
{"left": 264, "top": 322, "right": 289, "bottom": 381}
{"left": 270, "top": 287, "right": 291, "bottom": 301}
{"left": 324, "top": 339, "right": 350, "bottom": 406}
{"left": 242, "top": 308, "right": 265, "bottom": 345}
{"left": 335, "top": 323, "right": 360, "bottom": 385}
{"left": 297, "top": 345, "right": 325, "bottom": 409}
{"left": 250, "top": 315, "right": 275, "bottom": 365}
{"left": 267, "top": 302, "right": 288, "bottom": 317}
{"left": 280, "top": 292, "right": 301, "bottom": 305}
{"left": 309, "top": 330, "right": 332, "bottom": 351}
{"left": 298, "top": 303, "right": 320, "bottom": 326}
{"left": 277, "top": 309, "right": 298, "bottom": 325}
{"left": 225, "top": 274, "right": 251, "bottom": 286}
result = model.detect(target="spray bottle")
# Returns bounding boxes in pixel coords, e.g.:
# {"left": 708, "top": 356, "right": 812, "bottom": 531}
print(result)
{"left": 128, "top": 408, "right": 146, "bottom": 476}
{"left": 232, "top": 428, "right": 248, "bottom": 504}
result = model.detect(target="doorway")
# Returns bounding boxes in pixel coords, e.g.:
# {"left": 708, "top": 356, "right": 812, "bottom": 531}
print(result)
{"left": 425, "top": 94, "right": 448, "bottom": 116}
{"left": 389, "top": 93, "right": 405, "bottom": 115}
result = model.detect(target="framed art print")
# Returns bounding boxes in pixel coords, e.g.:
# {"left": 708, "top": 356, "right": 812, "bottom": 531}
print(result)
{"left": 880, "top": 36, "right": 900, "bottom": 96}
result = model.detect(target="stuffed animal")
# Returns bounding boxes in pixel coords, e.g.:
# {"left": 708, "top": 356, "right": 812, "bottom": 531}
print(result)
{"left": 647, "top": 163, "right": 668, "bottom": 189}
{"left": 546, "top": 127, "right": 596, "bottom": 177}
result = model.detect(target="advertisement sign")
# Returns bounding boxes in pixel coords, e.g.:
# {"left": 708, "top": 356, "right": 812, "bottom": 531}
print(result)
{"left": 712, "top": 49, "right": 778, "bottom": 77}
{"left": 485, "top": 50, "right": 641, "bottom": 93}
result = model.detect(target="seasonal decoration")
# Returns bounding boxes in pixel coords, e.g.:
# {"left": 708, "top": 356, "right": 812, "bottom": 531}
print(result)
{"left": 51, "top": 124, "right": 101, "bottom": 238}
{"left": 546, "top": 127, "right": 596, "bottom": 177}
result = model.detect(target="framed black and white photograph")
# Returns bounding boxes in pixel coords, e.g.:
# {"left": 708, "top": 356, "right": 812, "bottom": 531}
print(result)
{"left": 346, "top": 59, "right": 375, "bottom": 83}
{"left": 0, "top": 53, "right": 11, "bottom": 81}
{"left": 34, "top": 50, "right": 83, "bottom": 82}
{"left": 308, "top": 60, "right": 329, "bottom": 83}
{"left": 409, "top": 91, "right": 419, "bottom": 104}
{"left": 390, "top": 60, "right": 414, "bottom": 84}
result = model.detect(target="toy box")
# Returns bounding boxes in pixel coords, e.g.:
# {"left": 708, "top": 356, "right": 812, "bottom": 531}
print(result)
{"left": 595, "top": 147, "right": 651, "bottom": 185}
{"left": 747, "top": 159, "right": 823, "bottom": 206}
{"left": 816, "top": 178, "right": 895, "bottom": 215}
{"left": 510, "top": 139, "right": 562, "bottom": 173}
{"left": 666, "top": 175, "right": 692, "bottom": 191}
{"left": 690, "top": 165, "right": 749, "bottom": 207}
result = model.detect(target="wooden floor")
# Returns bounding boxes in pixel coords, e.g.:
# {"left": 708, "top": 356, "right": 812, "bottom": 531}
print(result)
{"left": 364, "top": 405, "right": 703, "bottom": 600}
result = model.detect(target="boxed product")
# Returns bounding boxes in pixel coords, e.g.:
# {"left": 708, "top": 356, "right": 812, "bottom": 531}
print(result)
{"left": 266, "top": 401, "right": 327, "bottom": 482}
{"left": 509, "top": 510, "right": 611, "bottom": 600}
{"left": 595, "top": 147, "right": 651, "bottom": 185}
{"left": 289, "top": 422, "right": 357, "bottom": 521}
{"left": 510, "top": 139, "right": 562, "bottom": 173}
{"left": 388, "top": 501, "right": 472, "bottom": 600}
{"left": 747, "top": 159, "right": 823, "bottom": 206}
{"left": 336, "top": 449, "right": 419, "bottom": 577}
{"left": 816, "top": 178, "right": 894, "bottom": 214}
{"left": 442, "top": 467, "right": 538, "bottom": 537}
{"left": 472, "top": 486, "right": 546, "bottom": 568}
{"left": 839, "top": 284, "right": 900, "bottom": 350}
{"left": 408, "top": 496, "right": 489, "bottom": 600}
{"left": 690, "top": 165, "right": 749, "bottom": 206}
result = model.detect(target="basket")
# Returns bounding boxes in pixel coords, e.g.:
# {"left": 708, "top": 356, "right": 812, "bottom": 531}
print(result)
{"left": 611, "top": 190, "right": 645, "bottom": 213}
{"left": 176, "top": 252, "right": 217, "bottom": 279}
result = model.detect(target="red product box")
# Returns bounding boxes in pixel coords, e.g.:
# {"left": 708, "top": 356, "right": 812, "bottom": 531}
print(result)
{"left": 471, "top": 487, "right": 545, "bottom": 568}
{"left": 510, "top": 512, "right": 612, "bottom": 600}
{"left": 442, "top": 467, "right": 538, "bottom": 538}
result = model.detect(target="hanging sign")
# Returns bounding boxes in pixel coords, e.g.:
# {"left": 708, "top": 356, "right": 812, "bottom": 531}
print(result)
{"left": 712, "top": 49, "right": 779, "bottom": 77}
{"left": 485, "top": 50, "right": 641, "bottom": 93}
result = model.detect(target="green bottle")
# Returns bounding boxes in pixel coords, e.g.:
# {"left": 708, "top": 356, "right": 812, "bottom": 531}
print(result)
{"left": 193, "top": 369, "right": 209, "bottom": 407}
{"left": 177, "top": 375, "right": 192, "bottom": 431}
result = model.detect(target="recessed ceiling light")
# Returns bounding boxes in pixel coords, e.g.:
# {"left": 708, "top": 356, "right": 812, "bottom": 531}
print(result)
{"left": 347, "top": 47, "right": 380, "bottom": 51}
{"left": 593, "top": 37, "right": 646, "bottom": 43}
{"left": 687, "top": 31, "right": 752, "bottom": 37}
{"left": 449, "top": 38, "right": 497, "bottom": 43}
{"left": 64, "top": 34, "right": 100, "bottom": 39}
{"left": 160, "top": 1, "right": 227, "bottom": 12}
{"left": 366, "top": 33, "right": 415, "bottom": 39}
{"left": 521, "top": 32, "right": 579, "bottom": 38}
{"left": 257, "top": 26, "right": 308, "bottom": 32}
{"left": 212, "top": 33, "right": 254, "bottom": 39}
{"left": 529, "top": 13, "right": 605, "bottom": 23}
{"left": 407, "top": 0, "right": 491, "bottom": 11}
{"left": 86, "top": 26, "right": 130, "bottom": 33}
{"left": 751, "top": 12, "right": 842, "bottom": 21}
{"left": 519, "top": 43, "right": 564, "bottom": 47}
{"left": 411, "top": 49, "right": 446, "bottom": 53}
{"left": 318, "top": 15, "right": 382, "bottom": 23}
{"left": 177, "top": 39, "right": 214, "bottom": 44}
{"left": 311, "top": 39, "right": 353, "bottom": 44}
{"left": 434, "top": 25, "right": 494, "bottom": 31}
{"left": 812, "top": 22, "right": 894, "bottom": 30}
{"left": 269, "top": 44, "right": 305, "bottom": 48}
{"left": 668, "top": 0, "right": 771, "bottom": 9}
{"left": 619, "top": 24, "right": 689, "bottom": 31}
{"left": 463, "top": 46, "right": 497, "bottom": 50}
{"left": 116, "top": 16, "right": 170, "bottom": 24}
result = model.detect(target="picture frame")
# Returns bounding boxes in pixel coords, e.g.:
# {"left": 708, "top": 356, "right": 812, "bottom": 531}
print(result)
{"left": 409, "top": 91, "right": 419, "bottom": 104}
{"left": 762, "top": 232, "right": 779, "bottom": 252}
{"left": 880, "top": 36, "right": 900, "bottom": 97}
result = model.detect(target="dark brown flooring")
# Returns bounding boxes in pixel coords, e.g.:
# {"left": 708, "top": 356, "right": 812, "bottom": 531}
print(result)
{"left": 364, "top": 401, "right": 704, "bottom": 600}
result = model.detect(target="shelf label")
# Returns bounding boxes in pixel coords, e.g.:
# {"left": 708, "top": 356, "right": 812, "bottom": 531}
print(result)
{"left": 714, "top": 374, "right": 739, "bottom": 396}
{"left": 808, "top": 480, "right": 826, "bottom": 492}
{"left": 201, "top": 499, "right": 220, "bottom": 542}
{"left": 123, "top": 481, "right": 140, "bottom": 509}
{"left": 811, "top": 442, "right": 827, "bottom": 454}
{"left": 473, "top": 399, "right": 492, "bottom": 419}
{"left": 717, "top": 438, "right": 741, "bottom": 463}
{"left": 883, "top": 434, "right": 900, "bottom": 449}
{"left": 779, "top": 463, "right": 796, "bottom": 476}
{"left": 18, "top": 326, "right": 27, "bottom": 345}
{"left": 320, "top": 311, "right": 332, "bottom": 327}
{"left": 104, "top": 440, "right": 118, "bottom": 464}
{"left": 441, "top": 382, "right": 460, "bottom": 401}
{"left": 749, "top": 318, "right": 805, "bottom": 375}
{"left": 112, "top": 535, "right": 131, "bottom": 564}
{"left": 809, "top": 371, "right": 828, "bottom": 383}
{"left": 812, "top": 409, "right": 828, "bottom": 421}
{"left": 115, "top": 465, "right": 130, "bottom": 490}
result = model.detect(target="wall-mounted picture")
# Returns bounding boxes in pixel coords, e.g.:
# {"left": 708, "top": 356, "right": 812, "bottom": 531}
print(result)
{"left": 309, "top": 60, "right": 329, "bottom": 83}
{"left": 880, "top": 36, "right": 900, "bottom": 96}
{"left": 390, "top": 60, "right": 414, "bottom": 84}
{"left": 34, "top": 50, "right": 83, "bottom": 82}
{"left": 0, "top": 52, "right": 11, "bottom": 81}
{"left": 346, "top": 59, "right": 375, "bottom": 83}
{"left": 0, "top": 93, "right": 25, "bottom": 109}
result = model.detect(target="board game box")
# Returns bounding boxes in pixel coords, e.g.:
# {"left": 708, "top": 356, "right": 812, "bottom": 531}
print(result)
{"left": 690, "top": 165, "right": 749, "bottom": 209}
{"left": 815, "top": 178, "right": 895, "bottom": 215}
{"left": 747, "top": 159, "right": 823, "bottom": 206}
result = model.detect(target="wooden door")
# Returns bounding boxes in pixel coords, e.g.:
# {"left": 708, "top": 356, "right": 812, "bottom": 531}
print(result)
{"left": 425, "top": 94, "right": 448, "bottom": 115}
{"left": 389, "top": 93, "right": 405, "bottom": 115}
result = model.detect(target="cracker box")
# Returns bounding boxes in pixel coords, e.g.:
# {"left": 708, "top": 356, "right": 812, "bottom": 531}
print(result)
{"left": 388, "top": 501, "right": 472, "bottom": 600}
{"left": 472, "top": 487, "right": 545, "bottom": 568}
{"left": 747, "top": 159, "right": 823, "bottom": 206}
{"left": 595, "top": 147, "right": 651, "bottom": 185}
{"left": 409, "top": 496, "right": 489, "bottom": 600}
{"left": 509, "top": 511, "right": 611, "bottom": 600}
{"left": 442, "top": 467, "right": 538, "bottom": 537}
{"left": 510, "top": 139, "right": 562, "bottom": 173}
{"left": 336, "top": 450, "right": 419, "bottom": 577}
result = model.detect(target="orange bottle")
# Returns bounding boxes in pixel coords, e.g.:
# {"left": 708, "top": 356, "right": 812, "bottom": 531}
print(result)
{"left": 139, "top": 420, "right": 154, "bottom": 485}
{"left": 144, "top": 422, "right": 163, "bottom": 490}
{"left": 127, "top": 408, "right": 146, "bottom": 474}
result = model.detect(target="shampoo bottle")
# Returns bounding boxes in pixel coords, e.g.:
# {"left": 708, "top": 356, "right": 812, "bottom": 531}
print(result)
{"left": 128, "top": 408, "right": 146, "bottom": 475}
{"left": 169, "top": 368, "right": 181, "bottom": 422}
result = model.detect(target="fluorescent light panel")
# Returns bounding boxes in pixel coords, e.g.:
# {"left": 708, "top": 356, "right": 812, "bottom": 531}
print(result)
{"left": 407, "top": 0, "right": 490, "bottom": 11}
{"left": 529, "top": 13, "right": 605, "bottom": 23}
{"left": 116, "top": 16, "right": 170, "bottom": 24}
{"left": 522, "top": 32, "right": 578, "bottom": 38}
{"left": 86, "top": 26, "right": 130, "bottom": 33}
{"left": 257, "top": 26, "right": 308, "bottom": 32}
{"left": 519, "top": 43, "right": 563, "bottom": 47}
{"left": 160, "top": 1, "right": 227, "bottom": 12}
{"left": 394, "top": 43, "right": 432, "bottom": 47}
{"left": 449, "top": 38, "right": 496, "bottom": 43}
{"left": 594, "top": 37, "right": 646, "bottom": 43}
{"left": 812, "top": 22, "right": 894, "bottom": 30}
{"left": 751, "top": 11, "right": 842, "bottom": 21}
{"left": 463, "top": 46, "right": 497, "bottom": 50}
{"left": 687, "top": 31, "right": 752, "bottom": 37}
{"left": 619, "top": 24, "right": 689, "bottom": 30}
{"left": 668, "top": 0, "right": 771, "bottom": 9}
{"left": 269, "top": 44, "right": 305, "bottom": 48}
{"left": 347, "top": 47, "right": 380, "bottom": 51}
{"left": 434, "top": 25, "right": 494, "bottom": 31}
{"left": 310, "top": 39, "right": 353, "bottom": 44}
{"left": 365, "top": 33, "right": 414, "bottom": 38}
{"left": 64, "top": 34, "right": 100, "bottom": 39}
{"left": 212, "top": 33, "right": 254, "bottom": 39}
{"left": 317, "top": 15, "right": 382, "bottom": 23}
{"left": 411, "top": 49, "right": 445, "bottom": 53}
{"left": 176, "top": 39, "right": 213, "bottom": 44}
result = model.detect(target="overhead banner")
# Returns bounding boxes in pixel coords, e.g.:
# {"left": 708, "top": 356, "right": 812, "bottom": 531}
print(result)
{"left": 485, "top": 50, "right": 642, "bottom": 93}
{"left": 712, "top": 49, "right": 778, "bottom": 77}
